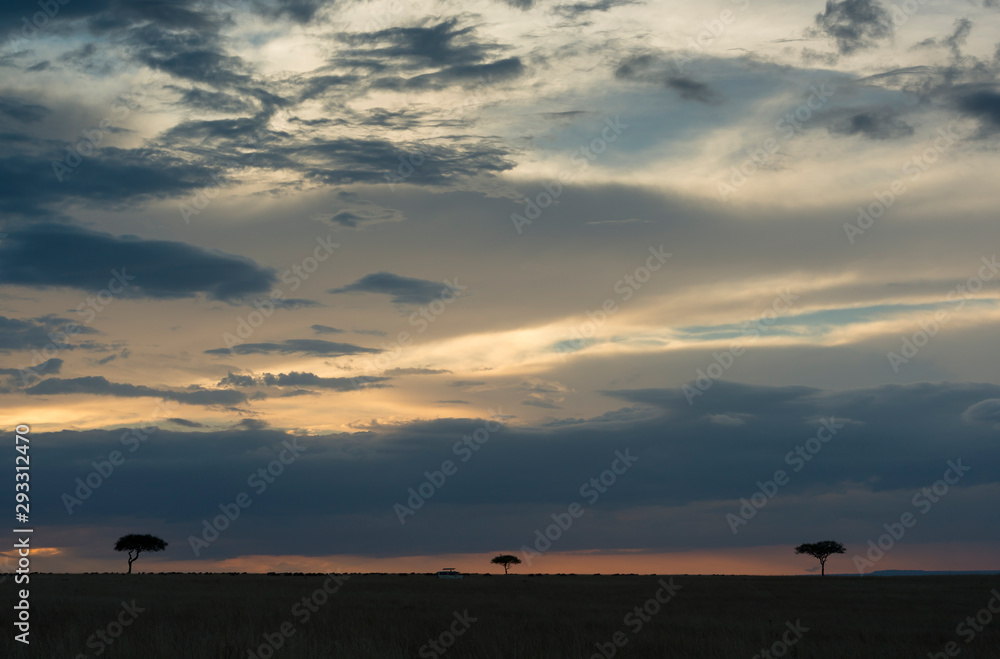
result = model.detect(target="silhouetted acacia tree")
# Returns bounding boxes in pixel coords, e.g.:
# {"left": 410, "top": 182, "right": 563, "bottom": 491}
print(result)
{"left": 490, "top": 554, "right": 522, "bottom": 574}
{"left": 114, "top": 534, "right": 167, "bottom": 574}
{"left": 794, "top": 540, "right": 845, "bottom": 576}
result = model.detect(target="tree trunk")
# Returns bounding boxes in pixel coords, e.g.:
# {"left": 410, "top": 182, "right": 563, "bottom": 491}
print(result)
{"left": 127, "top": 551, "right": 137, "bottom": 574}
{"left": 820, "top": 559, "right": 825, "bottom": 576}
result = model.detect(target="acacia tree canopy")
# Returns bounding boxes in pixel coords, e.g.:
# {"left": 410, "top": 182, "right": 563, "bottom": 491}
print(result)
{"left": 490, "top": 554, "right": 522, "bottom": 574}
{"left": 794, "top": 540, "right": 846, "bottom": 576}
{"left": 114, "top": 534, "right": 168, "bottom": 574}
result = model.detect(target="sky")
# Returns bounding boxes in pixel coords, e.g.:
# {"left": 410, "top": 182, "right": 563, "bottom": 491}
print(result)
{"left": 1, "top": 0, "right": 999, "bottom": 576}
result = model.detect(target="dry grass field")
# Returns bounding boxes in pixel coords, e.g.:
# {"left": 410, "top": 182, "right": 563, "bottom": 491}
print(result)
{"left": 3, "top": 573, "right": 1000, "bottom": 658}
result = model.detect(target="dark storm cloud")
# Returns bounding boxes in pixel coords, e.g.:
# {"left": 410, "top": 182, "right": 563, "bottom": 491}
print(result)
{"left": 0, "top": 224, "right": 275, "bottom": 301}
{"left": 235, "top": 417, "right": 269, "bottom": 430}
{"left": 89, "top": 0, "right": 218, "bottom": 32}
{"left": 0, "top": 316, "right": 98, "bottom": 353}
{"left": 943, "top": 17, "right": 972, "bottom": 59}
{"left": 375, "top": 57, "right": 525, "bottom": 90}
{"left": 25, "top": 376, "right": 250, "bottom": 406}
{"left": 328, "top": 272, "right": 451, "bottom": 305}
{"left": 218, "top": 372, "right": 257, "bottom": 387}
{"left": 0, "top": 357, "right": 62, "bottom": 377}
{"left": 385, "top": 368, "right": 451, "bottom": 375}
{"left": 0, "top": 316, "right": 74, "bottom": 353}
{"left": 205, "top": 339, "right": 379, "bottom": 356}
{"left": 331, "top": 19, "right": 527, "bottom": 93}
{"left": 0, "top": 138, "right": 219, "bottom": 217}
{"left": 139, "top": 48, "right": 251, "bottom": 87}
{"left": 338, "top": 19, "right": 495, "bottom": 68}
{"left": 29, "top": 381, "right": 1000, "bottom": 558}
{"left": 163, "top": 114, "right": 276, "bottom": 143}
{"left": 218, "top": 370, "right": 389, "bottom": 390}
{"left": 3, "top": 0, "right": 224, "bottom": 83}
{"left": 169, "top": 87, "right": 255, "bottom": 114}
{"left": 827, "top": 109, "right": 914, "bottom": 139}
{"left": 112, "top": 12, "right": 259, "bottom": 90}
{"left": 166, "top": 418, "right": 206, "bottom": 428}
{"left": 614, "top": 56, "right": 722, "bottom": 104}
{"left": 328, "top": 206, "right": 403, "bottom": 229}
{"left": 95, "top": 349, "right": 127, "bottom": 366}
{"left": 521, "top": 398, "right": 560, "bottom": 409}
{"left": 612, "top": 54, "right": 656, "bottom": 79}
{"left": 0, "top": 357, "right": 62, "bottom": 389}
{"left": 665, "top": 76, "right": 722, "bottom": 104}
{"left": 0, "top": 0, "right": 210, "bottom": 31}
{"left": 854, "top": 27, "right": 1000, "bottom": 136}
{"left": 263, "top": 372, "right": 389, "bottom": 390}
{"left": 911, "top": 18, "right": 972, "bottom": 60}
{"left": 553, "top": 0, "right": 637, "bottom": 19}
{"left": 296, "top": 74, "right": 359, "bottom": 101}
{"left": 0, "top": 97, "right": 50, "bottom": 123}
{"left": 358, "top": 108, "right": 427, "bottom": 128}
{"left": 954, "top": 86, "right": 1000, "bottom": 133}
{"left": 251, "top": 0, "right": 330, "bottom": 23}
{"left": 553, "top": 0, "right": 638, "bottom": 19}
{"left": 311, "top": 324, "right": 344, "bottom": 334}
{"left": 812, "top": 0, "right": 894, "bottom": 55}
{"left": 293, "top": 136, "right": 514, "bottom": 185}
{"left": 159, "top": 126, "right": 512, "bottom": 188}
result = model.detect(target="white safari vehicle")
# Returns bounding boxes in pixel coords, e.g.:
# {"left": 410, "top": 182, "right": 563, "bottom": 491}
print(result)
{"left": 436, "top": 567, "right": 464, "bottom": 579}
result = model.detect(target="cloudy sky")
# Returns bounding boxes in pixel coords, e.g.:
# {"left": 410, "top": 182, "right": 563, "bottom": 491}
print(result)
{"left": 2, "top": 0, "right": 999, "bottom": 575}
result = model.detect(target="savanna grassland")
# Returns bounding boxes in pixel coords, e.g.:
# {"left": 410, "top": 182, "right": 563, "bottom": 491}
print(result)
{"left": 3, "top": 573, "right": 1000, "bottom": 658}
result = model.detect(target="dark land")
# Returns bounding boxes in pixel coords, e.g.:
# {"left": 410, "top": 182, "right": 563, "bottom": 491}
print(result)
{"left": 4, "top": 573, "right": 1000, "bottom": 658}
